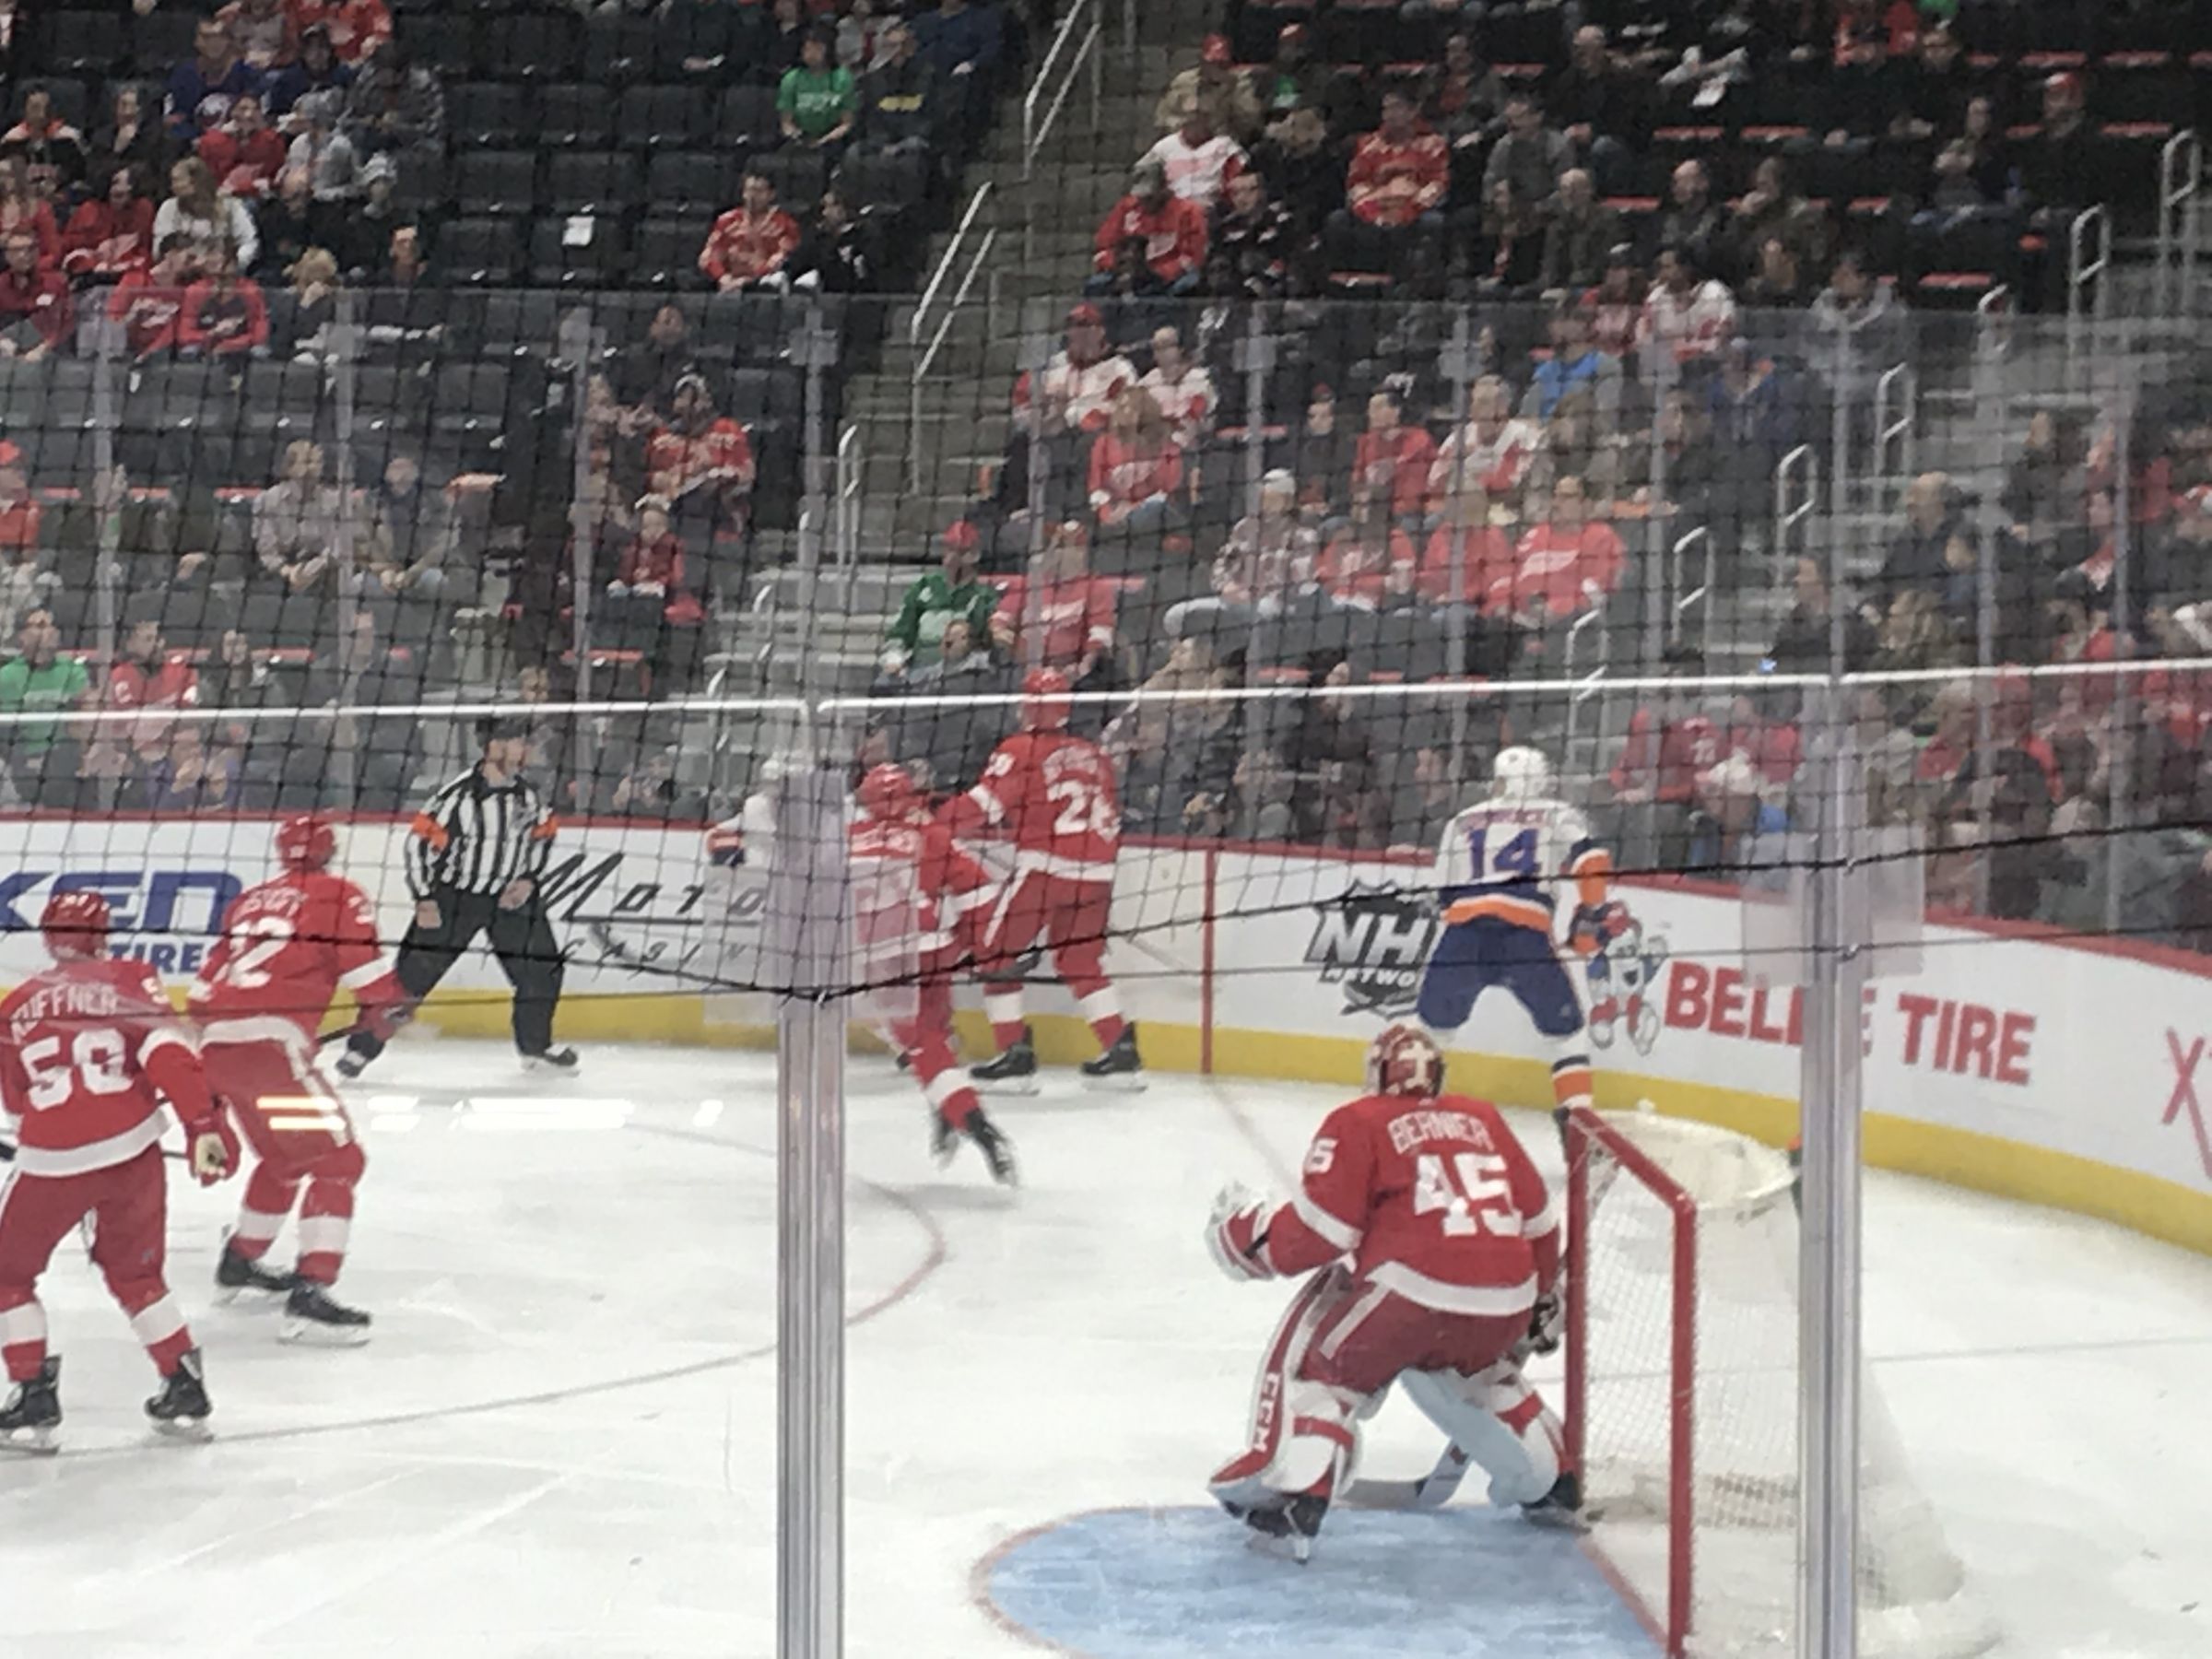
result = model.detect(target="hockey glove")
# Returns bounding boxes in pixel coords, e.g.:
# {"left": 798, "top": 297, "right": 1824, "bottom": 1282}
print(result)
{"left": 1519, "top": 1288, "right": 1564, "bottom": 1360}
{"left": 184, "top": 1115, "right": 240, "bottom": 1187}
{"left": 1206, "top": 1182, "right": 1275, "bottom": 1282}
{"left": 1571, "top": 900, "right": 1631, "bottom": 958}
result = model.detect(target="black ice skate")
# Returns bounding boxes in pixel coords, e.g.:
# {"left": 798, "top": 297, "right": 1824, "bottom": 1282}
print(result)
{"left": 282, "top": 1281, "right": 373, "bottom": 1347}
{"left": 0, "top": 1357, "right": 61, "bottom": 1455}
{"left": 1523, "top": 1469, "right": 1588, "bottom": 1529}
{"left": 521, "top": 1045, "right": 581, "bottom": 1077}
{"left": 215, "top": 1240, "right": 295, "bottom": 1300}
{"left": 1077, "top": 1024, "right": 1146, "bottom": 1090}
{"left": 929, "top": 1108, "right": 958, "bottom": 1165}
{"left": 970, "top": 1029, "right": 1038, "bottom": 1094}
{"left": 145, "top": 1349, "right": 211, "bottom": 1439}
{"left": 334, "top": 1049, "right": 371, "bottom": 1081}
{"left": 962, "top": 1109, "right": 1018, "bottom": 1186}
{"left": 1241, "top": 1492, "right": 1331, "bottom": 1564}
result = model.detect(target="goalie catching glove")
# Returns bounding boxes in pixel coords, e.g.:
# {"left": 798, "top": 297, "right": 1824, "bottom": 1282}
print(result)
{"left": 1206, "top": 1182, "right": 1275, "bottom": 1281}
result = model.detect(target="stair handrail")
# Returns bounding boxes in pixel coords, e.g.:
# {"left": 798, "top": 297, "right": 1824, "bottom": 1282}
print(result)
{"left": 2154, "top": 130, "right": 2201, "bottom": 321}
{"left": 1021, "top": 0, "right": 1104, "bottom": 262}
{"left": 907, "top": 182, "right": 995, "bottom": 489}
{"left": 1772, "top": 443, "right": 1819, "bottom": 594}
{"left": 1871, "top": 361, "right": 1915, "bottom": 516}
{"left": 1668, "top": 526, "right": 1713, "bottom": 659}
{"left": 2065, "top": 204, "right": 2112, "bottom": 374}
{"left": 833, "top": 421, "right": 861, "bottom": 606}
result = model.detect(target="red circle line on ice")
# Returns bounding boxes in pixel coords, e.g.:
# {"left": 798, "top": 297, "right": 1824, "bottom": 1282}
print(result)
{"left": 48, "top": 1122, "right": 947, "bottom": 1463}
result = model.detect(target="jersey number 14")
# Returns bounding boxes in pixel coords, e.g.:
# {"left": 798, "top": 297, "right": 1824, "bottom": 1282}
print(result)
{"left": 1468, "top": 827, "right": 1538, "bottom": 882}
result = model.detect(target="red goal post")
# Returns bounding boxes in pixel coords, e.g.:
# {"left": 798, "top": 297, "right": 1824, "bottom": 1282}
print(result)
{"left": 1564, "top": 1102, "right": 1698, "bottom": 1658}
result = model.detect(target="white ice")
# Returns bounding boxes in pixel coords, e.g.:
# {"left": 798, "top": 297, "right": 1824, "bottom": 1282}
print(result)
{"left": 3, "top": 1039, "right": 2208, "bottom": 1658}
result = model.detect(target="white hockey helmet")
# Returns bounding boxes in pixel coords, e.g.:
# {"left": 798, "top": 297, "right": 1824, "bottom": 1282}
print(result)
{"left": 1492, "top": 745, "right": 1554, "bottom": 801}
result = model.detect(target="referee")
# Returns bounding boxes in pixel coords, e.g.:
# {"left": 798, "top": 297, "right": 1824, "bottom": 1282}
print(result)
{"left": 339, "top": 715, "right": 580, "bottom": 1078}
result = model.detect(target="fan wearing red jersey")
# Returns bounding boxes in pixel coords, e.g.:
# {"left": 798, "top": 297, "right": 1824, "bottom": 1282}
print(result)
{"left": 852, "top": 765, "right": 1017, "bottom": 1184}
{"left": 189, "top": 815, "right": 402, "bottom": 1345}
{"left": 942, "top": 668, "right": 1143, "bottom": 1090}
{"left": 0, "top": 891, "right": 237, "bottom": 1452}
{"left": 1203, "top": 1024, "right": 1573, "bottom": 1556}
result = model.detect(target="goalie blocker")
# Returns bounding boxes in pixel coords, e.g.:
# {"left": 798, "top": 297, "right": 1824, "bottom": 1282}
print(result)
{"left": 1205, "top": 1024, "right": 1573, "bottom": 1557}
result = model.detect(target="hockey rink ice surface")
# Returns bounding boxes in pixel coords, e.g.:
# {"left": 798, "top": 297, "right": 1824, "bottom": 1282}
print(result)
{"left": 4, "top": 1040, "right": 2208, "bottom": 1659}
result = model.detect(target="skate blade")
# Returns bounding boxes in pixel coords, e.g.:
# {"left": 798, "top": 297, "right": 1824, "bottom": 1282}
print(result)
{"left": 1079, "top": 1071, "right": 1147, "bottom": 1093}
{"left": 280, "top": 1317, "right": 373, "bottom": 1347}
{"left": 149, "top": 1417, "right": 212, "bottom": 1444}
{"left": 971, "top": 1075, "right": 1040, "bottom": 1096}
{"left": 518, "top": 1058, "right": 580, "bottom": 1079}
{"left": 1241, "top": 1530, "right": 1315, "bottom": 1566}
{"left": 1522, "top": 1501, "right": 1594, "bottom": 1533}
{"left": 0, "top": 1426, "right": 58, "bottom": 1456}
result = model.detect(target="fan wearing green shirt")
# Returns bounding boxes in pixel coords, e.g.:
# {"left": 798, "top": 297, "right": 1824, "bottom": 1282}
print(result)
{"left": 0, "top": 607, "right": 91, "bottom": 808}
{"left": 879, "top": 520, "right": 1008, "bottom": 677}
{"left": 779, "top": 29, "right": 858, "bottom": 151}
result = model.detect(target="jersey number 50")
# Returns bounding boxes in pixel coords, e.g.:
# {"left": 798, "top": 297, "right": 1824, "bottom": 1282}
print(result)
{"left": 1412, "top": 1151, "right": 1523, "bottom": 1238}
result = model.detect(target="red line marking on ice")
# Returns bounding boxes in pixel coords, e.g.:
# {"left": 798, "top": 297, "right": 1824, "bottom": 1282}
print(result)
{"left": 1578, "top": 1534, "right": 1669, "bottom": 1653}
{"left": 967, "top": 1506, "right": 1162, "bottom": 1656}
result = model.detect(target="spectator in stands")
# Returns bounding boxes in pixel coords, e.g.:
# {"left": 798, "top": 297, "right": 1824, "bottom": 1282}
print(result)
{"left": 1481, "top": 96, "right": 1571, "bottom": 215}
{"left": 1144, "top": 107, "right": 1247, "bottom": 212}
{"left": 614, "top": 303, "right": 699, "bottom": 422}
{"left": 1808, "top": 248, "right": 1900, "bottom": 381}
{"left": 1253, "top": 105, "right": 1338, "bottom": 244}
{"left": 0, "top": 607, "right": 88, "bottom": 808}
{"left": 912, "top": 0, "right": 1004, "bottom": 113}
{"left": 1472, "top": 180, "right": 1545, "bottom": 294}
{"left": 177, "top": 245, "right": 269, "bottom": 357}
{"left": 600, "top": 747, "right": 707, "bottom": 824}
{"left": 1741, "top": 235, "right": 1814, "bottom": 307}
{"left": 1639, "top": 245, "right": 1736, "bottom": 366}
{"left": 1875, "top": 469, "right": 1963, "bottom": 601}
{"left": 1352, "top": 381, "right": 1438, "bottom": 524}
{"left": 700, "top": 171, "right": 803, "bottom": 293}
{"left": 0, "top": 463, "right": 49, "bottom": 638}
{"left": 1581, "top": 244, "right": 1642, "bottom": 359}
{"left": 1538, "top": 169, "right": 1620, "bottom": 295}
{"left": 1137, "top": 326, "right": 1215, "bottom": 453}
{"left": 1286, "top": 653, "right": 1384, "bottom": 849}
{"left": 108, "top": 235, "right": 196, "bottom": 359}
{"left": 1524, "top": 388, "right": 1631, "bottom": 513}
{"left": 1087, "top": 385, "right": 1184, "bottom": 551}
{"left": 1255, "top": 24, "right": 1324, "bottom": 132}
{"left": 780, "top": 29, "right": 858, "bottom": 154}
{"left": 1317, "top": 497, "right": 1419, "bottom": 616}
{"left": 1011, "top": 301, "right": 1136, "bottom": 466}
{"left": 267, "top": 24, "right": 357, "bottom": 124}
{"left": 1158, "top": 33, "right": 1260, "bottom": 144}
{"left": 376, "top": 220, "right": 426, "bottom": 289}
{"left": 1108, "top": 634, "right": 1234, "bottom": 829}
{"left": 253, "top": 440, "right": 353, "bottom": 608}
{"left": 255, "top": 171, "right": 313, "bottom": 281}
{"left": 4, "top": 89, "right": 85, "bottom": 186}
{"left": 138, "top": 718, "right": 241, "bottom": 814}
{"left": 881, "top": 519, "right": 1002, "bottom": 677}
{"left": 646, "top": 372, "right": 757, "bottom": 532}
{"left": 345, "top": 38, "right": 445, "bottom": 158}
{"left": 294, "top": 0, "right": 392, "bottom": 68}
{"left": 286, "top": 89, "right": 359, "bottom": 204}
{"left": 62, "top": 164, "right": 156, "bottom": 281}
{"left": 1421, "top": 484, "right": 1510, "bottom": 613}
{"left": 0, "top": 157, "right": 59, "bottom": 271}
{"left": 835, "top": 0, "right": 892, "bottom": 74}
{"left": 330, "top": 150, "right": 404, "bottom": 279}
{"left": 2020, "top": 71, "right": 2096, "bottom": 301}
{"left": 1656, "top": 160, "right": 1725, "bottom": 276}
{"left": 1868, "top": 586, "right": 1964, "bottom": 730}
{"left": 606, "top": 495, "right": 703, "bottom": 682}
{"left": 894, "top": 612, "right": 1013, "bottom": 788}
{"left": 218, "top": 0, "right": 299, "bottom": 72}
{"left": 1526, "top": 304, "right": 1622, "bottom": 425}
{"left": 1088, "top": 158, "right": 1206, "bottom": 296}
{"left": 299, "top": 606, "right": 423, "bottom": 809}
{"left": 1003, "top": 520, "right": 1120, "bottom": 702}
{"left": 1338, "top": 90, "right": 1448, "bottom": 267}
{"left": 862, "top": 21, "right": 940, "bottom": 157}
{"left": 1430, "top": 374, "right": 1541, "bottom": 512}
{"left": 1769, "top": 555, "right": 1877, "bottom": 673}
{"left": 1168, "top": 469, "right": 1315, "bottom": 643}
{"left": 1430, "top": 32, "right": 1505, "bottom": 154}
{"left": 156, "top": 156, "right": 259, "bottom": 272}
{"left": 1209, "top": 170, "right": 1292, "bottom": 300}
{"left": 1955, "top": 95, "right": 2015, "bottom": 205}
{"left": 1492, "top": 475, "right": 1624, "bottom": 641}
{"left": 199, "top": 91, "right": 286, "bottom": 200}
{"left": 168, "top": 17, "right": 263, "bottom": 145}
{"left": 87, "top": 88, "right": 166, "bottom": 184}
{"left": 0, "top": 231, "right": 71, "bottom": 359}
{"left": 1547, "top": 26, "right": 1641, "bottom": 191}
{"left": 92, "top": 617, "right": 199, "bottom": 783}
{"left": 793, "top": 188, "right": 876, "bottom": 293}
{"left": 1285, "top": 383, "right": 1349, "bottom": 521}
{"left": 1685, "top": 753, "right": 1788, "bottom": 873}
{"left": 1888, "top": 21, "right": 1971, "bottom": 142}
{"left": 364, "top": 451, "right": 453, "bottom": 641}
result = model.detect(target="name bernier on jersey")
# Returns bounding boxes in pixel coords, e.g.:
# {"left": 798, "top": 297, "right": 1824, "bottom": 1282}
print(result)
{"left": 1384, "top": 1107, "right": 1500, "bottom": 1157}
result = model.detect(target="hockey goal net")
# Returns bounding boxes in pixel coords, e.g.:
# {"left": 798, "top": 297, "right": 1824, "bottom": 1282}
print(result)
{"left": 1562, "top": 1106, "right": 1998, "bottom": 1659}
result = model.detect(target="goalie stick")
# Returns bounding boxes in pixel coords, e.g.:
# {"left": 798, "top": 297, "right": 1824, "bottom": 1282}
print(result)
{"left": 1340, "top": 1440, "right": 1475, "bottom": 1511}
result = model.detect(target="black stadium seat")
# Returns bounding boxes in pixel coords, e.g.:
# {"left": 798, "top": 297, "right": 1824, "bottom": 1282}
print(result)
{"left": 632, "top": 218, "right": 712, "bottom": 289}
{"left": 582, "top": 9, "right": 662, "bottom": 85}
{"left": 406, "top": 13, "right": 477, "bottom": 79}
{"left": 749, "top": 149, "right": 829, "bottom": 214}
{"left": 449, "top": 82, "right": 530, "bottom": 148}
{"left": 546, "top": 152, "right": 642, "bottom": 216}
{"left": 528, "top": 216, "right": 621, "bottom": 288}
{"left": 712, "top": 86, "right": 782, "bottom": 154}
{"left": 617, "top": 85, "right": 708, "bottom": 151}
{"left": 129, "top": 9, "right": 199, "bottom": 76}
{"left": 481, "top": 11, "right": 581, "bottom": 82}
{"left": 644, "top": 151, "right": 730, "bottom": 218}
{"left": 452, "top": 149, "right": 539, "bottom": 217}
{"left": 535, "top": 82, "right": 615, "bottom": 149}
{"left": 43, "top": 11, "right": 124, "bottom": 76}
{"left": 435, "top": 217, "right": 524, "bottom": 286}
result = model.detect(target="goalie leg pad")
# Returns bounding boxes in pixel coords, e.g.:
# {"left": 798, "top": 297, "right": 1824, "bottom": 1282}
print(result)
{"left": 1209, "top": 1266, "right": 1347, "bottom": 1505}
{"left": 1399, "top": 1362, "right": 1564, "bottom": 1510}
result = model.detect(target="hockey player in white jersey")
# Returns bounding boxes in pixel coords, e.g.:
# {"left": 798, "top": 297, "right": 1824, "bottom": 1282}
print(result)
{"left": 1418, "top": 746, "right": 1621, "bottom": 1122}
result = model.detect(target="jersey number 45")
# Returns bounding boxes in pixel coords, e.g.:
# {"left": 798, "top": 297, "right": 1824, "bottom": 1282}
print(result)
{"left": 1412, "top": 1151, "right": 1524, "bottom": 1238}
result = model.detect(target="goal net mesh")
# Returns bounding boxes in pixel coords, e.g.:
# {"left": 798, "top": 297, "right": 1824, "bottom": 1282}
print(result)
{"left": 1571, "top": 1107, "right": 2000, "bottom": 1659}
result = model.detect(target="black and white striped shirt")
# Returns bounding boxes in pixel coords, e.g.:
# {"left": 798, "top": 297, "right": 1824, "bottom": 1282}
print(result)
{"left": 406, "top": 766, "right": 558, "bottom": 898}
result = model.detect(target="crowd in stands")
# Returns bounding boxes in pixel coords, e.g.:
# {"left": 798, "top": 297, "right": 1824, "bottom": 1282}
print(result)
{"left": 853, "top": 1, "right": 2212, "bottom": 948}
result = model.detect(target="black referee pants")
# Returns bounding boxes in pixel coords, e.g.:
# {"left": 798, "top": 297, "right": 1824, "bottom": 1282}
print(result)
{"left": 348, "top": 888, "right": 566, "bottom": 1062}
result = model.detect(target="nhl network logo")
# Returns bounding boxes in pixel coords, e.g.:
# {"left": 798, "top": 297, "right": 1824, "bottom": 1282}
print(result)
{"left": 1304, "top": 880, "right": 1439, "bottom": 1018}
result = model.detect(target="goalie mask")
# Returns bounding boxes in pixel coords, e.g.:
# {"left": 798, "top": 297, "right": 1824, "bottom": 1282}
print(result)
{"left": 1367, "top": 1023, "right": 1442, "bottom": 1098}
{"left": 1491, "top": 745, "right": 1554, "bottom": 802}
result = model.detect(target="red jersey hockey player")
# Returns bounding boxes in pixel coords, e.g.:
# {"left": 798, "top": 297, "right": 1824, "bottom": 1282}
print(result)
{"left": 189, "top": 815, "right": 405, "bottom": 1344}
{"left": 1205, "top": 1024, "right": 1574, "bottom": 1556}
{"left": 851, "top": 765, "right": 1016, "bottom": 1183}
{"left": 0, "top": 890, "right": 237, "bottom": 1452}
{"left": 940, "top": 666, "right": 1143, "bottom": 1089}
